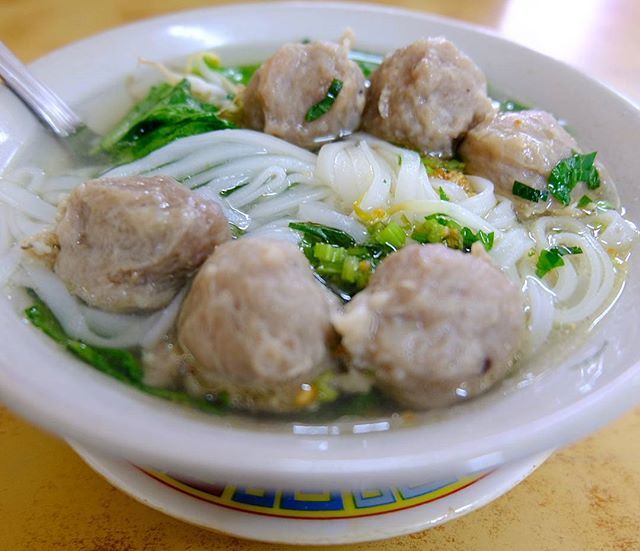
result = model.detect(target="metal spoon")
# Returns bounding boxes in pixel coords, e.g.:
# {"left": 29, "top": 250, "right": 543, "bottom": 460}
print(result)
{"left": 0, "top": 40, "right": 103, "bottom": 162}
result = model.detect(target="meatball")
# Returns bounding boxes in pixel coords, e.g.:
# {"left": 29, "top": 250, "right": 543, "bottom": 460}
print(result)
{"left": 333, "top": 244, "right": 525, "bottom": 409}
{"left": 177, "top": 238, "right": 340, "bottom": 412}
{"left": 243, "top": 41, "right": 366, "bottom": 149}
{"left": 459, "top": 110, "right": 579, "bottom": 214}
{"left": 361, "top": 38, "right": 493, "bottom": 156}
{"left": 53, "top": 175, "right": 230, "bottom": 313}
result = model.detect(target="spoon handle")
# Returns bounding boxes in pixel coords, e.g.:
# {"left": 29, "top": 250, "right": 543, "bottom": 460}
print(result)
{"left": 0, "top": 41, "right": 84, "bottom": 138}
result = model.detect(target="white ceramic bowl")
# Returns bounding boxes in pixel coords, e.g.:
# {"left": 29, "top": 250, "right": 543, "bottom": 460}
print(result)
{"left": 1, "top": 2, "right": 639, "bottom": 490}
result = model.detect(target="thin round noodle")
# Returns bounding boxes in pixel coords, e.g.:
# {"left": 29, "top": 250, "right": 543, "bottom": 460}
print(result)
{"left": 0, "top": 128, "right": 631, "bottom": 359}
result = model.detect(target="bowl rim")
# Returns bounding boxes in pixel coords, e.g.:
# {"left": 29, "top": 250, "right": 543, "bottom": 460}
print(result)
{"left": 1, "top": 1, "right": 639, "bottom": 488}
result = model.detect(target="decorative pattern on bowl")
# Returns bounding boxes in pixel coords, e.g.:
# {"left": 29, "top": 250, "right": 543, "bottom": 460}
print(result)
{"left": 141, "top": 469, "right": 491, "bottom": 519}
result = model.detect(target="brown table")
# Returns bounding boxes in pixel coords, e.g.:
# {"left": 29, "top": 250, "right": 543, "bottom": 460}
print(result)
{"left": 1, "top": 1, "right": 639, "bottom": 549}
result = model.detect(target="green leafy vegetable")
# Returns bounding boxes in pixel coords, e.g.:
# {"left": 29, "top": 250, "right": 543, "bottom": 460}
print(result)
{"left": 438, "top": 186, "right": 450, "bottom": 201}
{"left": 98, "top": 79, "right": 234, "bottom": 164}
{"left": 288, "top": 221, "right": 356, "bottom": 249}
{"left": 536, "top": 246, "right": 583, "bottom": 278}
{"left": 24, "top": 292, "right": 228, "bottom": 414}
{"left": 512, "top": 181, "right": 549, "bottom": 203}
{"left": 305, "top": 79, "right": 344, "bottom": 122}
{"left": 547, "top": 152, "right": 601, "bottom": 206}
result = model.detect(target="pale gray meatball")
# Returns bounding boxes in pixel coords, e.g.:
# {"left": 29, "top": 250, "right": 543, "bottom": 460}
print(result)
{"left": 177, "top": 238, "right": 340, "bottom": 412}
{"left": 53, "top": 175, "right": 230, "bottom": 313}
{"left": 362, "top": 38, "right": 493, "bottom": 156}
{"left": 333, "top": 245, "right": 525, "bottom": 409}
{"left": 459, "top": 110, "right": 579, "bottom": 215}
{"left": 243, "top": 41, "right": 366, "bottom": 149}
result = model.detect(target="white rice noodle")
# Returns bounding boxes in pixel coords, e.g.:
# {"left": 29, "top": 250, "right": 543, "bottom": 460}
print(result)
{"left": 297, "top": 201, "right": 369, "bottom": 242}
{"left": 104, "top": 130, "right": 316, "bottom": 179}
{"left": 140, "top": 287, "right": 187, "bottom": 349}
{"left": 105, "top": 129, "right": 320, "bottom": 232}
{"left": 485, "top": 197, "right": 519, "bottom": 231}
{"left": 587, "top": 210, "right": 639, "bottom": 250}
{"left": 0, "top": 181, "right": 57, "bottom": 223}
{"left": 0, "top": 247, "right": 21, "bottom": 288}
{"left": 21, "top": 259, "right": 176, "bottom": 349}
{"left": 246, "top": 187, "right": 330, "bottom": 222}
{"left": 0, "top": 204, "right": 13, "bottom": 254}
{"left": 430, "top": 177, "right": 467, "bottom": 203}
{"left": 522, "top": 275, "right": 556, "bottom": 355}
{"left": 489, "top": 227, "right": 534, "bottom": 279}
{"left": 390, "top": 199, "right": 499, "bottom": 235}
{"left": 316, "top": 133, "right": 437, "bottom": 211}
{"left": 244, "top": 219, "right": 301, "bottom": 244}
{"left": 458, "top": 176, "right": 497, "bottom": 217}
{"left": 527, "top": 217, "right": 616, "bottom": 325}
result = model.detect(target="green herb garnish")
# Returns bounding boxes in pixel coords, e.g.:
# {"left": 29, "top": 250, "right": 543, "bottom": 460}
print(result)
{"left": 547, "top": 152, "right": 601, "bottom": 206}
{"left": 412, "top": 214, "right": 494, "bottom": 252}
{"left": 577, "top": 194, "right": 614, "bottom": 211}
{"left": 512, "top": 181, "right": 549, "bottom": 203}
{"left": 305, "top": 79, "right": 344, "bottom": 122}
{"left": 536, "top": 246, "right": 583, "bottom": 277}
{"left": 438, "top": 186, "right": 450, "bottom": 201}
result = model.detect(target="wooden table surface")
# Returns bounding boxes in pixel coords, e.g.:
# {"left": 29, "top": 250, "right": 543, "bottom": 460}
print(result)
{"left": 1, "top": 1, "right": 639, "bottom": 549}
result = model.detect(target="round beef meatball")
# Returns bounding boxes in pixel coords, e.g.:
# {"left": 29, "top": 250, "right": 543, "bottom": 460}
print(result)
{"left": 177, "top": 238, "right": 340, "bottom": 412}
{"left": 361, "top": 38, "right": 493, "bottom": 156}
{"left": 459, "top": 110, "right": 579, "bottom": 215}
{"left": 333, "top": 244, "right": 525, "bottom": 409}
{"left": 53, "top": 175, "right": 230, "bottom": 313}
{"left": 243, "top": 41, "right": 366, "bottom": 149}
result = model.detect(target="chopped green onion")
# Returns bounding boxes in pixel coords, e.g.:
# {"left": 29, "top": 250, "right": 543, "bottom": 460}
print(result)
{"left": 373, "top": 221, "right": 406, "bottom": 249}
{"left": 412, "top": 218, "right": 449, "bottom": 245}
{"left": 555, "top": 245, "right": 583, "bottom": 256}
{"left": 536, "top": 246, "right": 583, "bottom": 277}
{"left": 340, "top": 255, "right": 360, "bottom": 283}
{"left": 313, "top": 243, "right": 348, "bottom": 264}
{"left": 438, "top": 186, "right": 450, "bottom": 201}
{"left": 577, "top": 194, "right": 615, "bottom": 211}
{"left": 512, "top": 181, "right": 549, "bottom": 203}
{"left": 548, "top": 152, "right": 601, "bottom": 206}
{"left": 305, "top": 79, "right": 343, "bottom": 122}
{"left": 577, "top": 194, "right": 593, "bottom": 208}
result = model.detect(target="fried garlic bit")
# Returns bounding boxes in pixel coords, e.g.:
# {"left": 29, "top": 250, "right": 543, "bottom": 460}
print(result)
{"left": 21, "top": 230, "right": 59, "bottom": 269}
